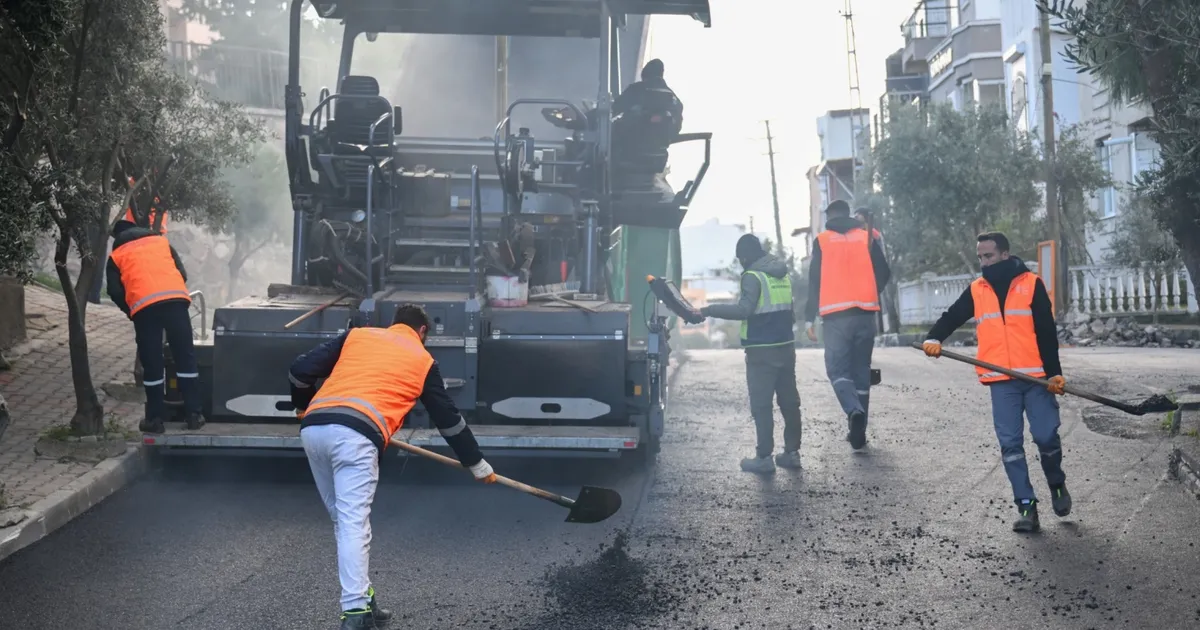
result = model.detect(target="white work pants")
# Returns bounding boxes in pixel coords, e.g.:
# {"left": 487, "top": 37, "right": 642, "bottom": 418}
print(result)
{"left": 300, "top": 423, "right": 380, "bottom": 612}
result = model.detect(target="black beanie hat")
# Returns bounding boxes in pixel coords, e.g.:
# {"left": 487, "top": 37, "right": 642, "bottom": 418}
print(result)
{"left": 735, "top": 234, "right": 765, "bottom": 262}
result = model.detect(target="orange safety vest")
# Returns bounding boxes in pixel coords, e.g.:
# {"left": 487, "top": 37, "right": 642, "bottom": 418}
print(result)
{"left": 816, "top": 228, "right": 880, "bottom": 317}
{"left": 110, "top": 235, "right": 191, "bottom": 317}
{"left": 970, "top": 272, "right": 1046, "bottom": 384}
{"left": 303, "top": 325, "right": 433, "bottom": 448}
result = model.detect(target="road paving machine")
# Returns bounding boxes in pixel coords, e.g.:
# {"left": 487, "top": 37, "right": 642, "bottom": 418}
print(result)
{"left": 146, "top": 0, "right": 713, "bottom": 465}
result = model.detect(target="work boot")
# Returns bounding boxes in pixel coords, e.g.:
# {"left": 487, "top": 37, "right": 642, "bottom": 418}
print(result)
{"left": 1013, "top": 499, "right": 1041, "bottom": 533}
{"left": 183, "top": 411, "right": 205, "bottom": 431}
{"left": 1049, "top": 484, "right": 1072, "bottom": 517}
{"left": 139, "top": 417, "right": 165, "bottom": 434}
{"left": 340, "top": 609, "right": 378, "bottom": 629}
{"left": 367, "top": 586, "right": 392, "bottom": 625}
{"left": 740, "top": 456, "right": 776, "bottom": 474}
{"left": 774, "top": 450, "right": 802, "bottom": 470}
{"left": 847, "top": 410, "right": 868, "bottom": 451}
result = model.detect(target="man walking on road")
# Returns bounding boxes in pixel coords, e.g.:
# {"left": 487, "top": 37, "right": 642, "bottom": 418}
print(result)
{"left": 921, "top": 232, "right": 1071, "bottom": 533}
{"left": 289, "top": 304, "right": 498, "bottom": 629}
{"left": 106, "top": 220, "right": 204, "bottom": 434}
{"left": 805, "top": 200, "right": 891, "bottom": 452}
{"left": 699, "top": 234, "right": 803, "bottom": 474}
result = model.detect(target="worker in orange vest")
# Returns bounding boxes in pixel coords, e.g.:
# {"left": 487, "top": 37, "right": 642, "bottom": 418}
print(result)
{"left": 106, "top": 220, "right": 203, "bottom": 433}
{"left": 288, "top": 303, "right": 498, "bottom": 630}
{"left": 804, "top": 200, "right": 891, "bottom": 452}
{"left": 922, "top": 232, "right": 1070, "bottom": 533}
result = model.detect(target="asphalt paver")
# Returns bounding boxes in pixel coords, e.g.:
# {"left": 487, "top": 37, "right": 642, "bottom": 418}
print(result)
{"left": 1, "top": 347, "right": 1199, "bottom": 629}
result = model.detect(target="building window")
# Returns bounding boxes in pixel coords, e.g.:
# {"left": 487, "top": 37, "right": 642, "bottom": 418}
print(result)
{"left": 1132, "top": 132, "right": 1161, "bottom": 181}
{"left": 958, "top": 81, "right": 974, "bottom": 109}
{"left": 978, "top": 82, "right": 1004, "bottom": 109}
{"left": 1096, "top": 142, "right": 1117, "bottom": 219}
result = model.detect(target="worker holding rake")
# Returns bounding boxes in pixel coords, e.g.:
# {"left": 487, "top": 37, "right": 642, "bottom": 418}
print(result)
{"left": 921, "top": 232, "right": 1071, "bottom": 533}
{"left": 289, "top": 303, "right": 497, "bottom": 629}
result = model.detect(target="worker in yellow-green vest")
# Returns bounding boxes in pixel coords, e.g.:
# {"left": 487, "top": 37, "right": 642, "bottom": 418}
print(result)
{"left": 699, "top": 234, "right": 803, "bottom": 474}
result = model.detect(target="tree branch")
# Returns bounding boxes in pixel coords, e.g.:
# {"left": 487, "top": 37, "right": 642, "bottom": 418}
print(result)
{"left": 66, "top": 0, "right": 97, "bottom": 125}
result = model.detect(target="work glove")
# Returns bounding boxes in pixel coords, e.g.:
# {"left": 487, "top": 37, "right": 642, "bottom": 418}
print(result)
{"left": 470, "top": 459, "right": 498, "bottom": 484}
{"left": 1047, "top": 375, "right": 1066, "bottom": 396}
{"left": 922, "top": 339, "right": 942, "bottom": 358}
{"left": 805, "top": 322, "right": 818, "bottom": 343}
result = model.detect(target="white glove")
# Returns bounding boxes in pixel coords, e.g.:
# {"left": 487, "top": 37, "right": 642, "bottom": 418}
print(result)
{"left": 469, "top": 459, "right": 496, "bottom": 483}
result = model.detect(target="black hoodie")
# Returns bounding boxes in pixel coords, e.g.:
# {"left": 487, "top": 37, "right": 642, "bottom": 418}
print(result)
{"left": 924, "top": 257, "right": 1062, "bottom": 378}
{"left": 105, "top": 225, "right": 189, "bottom": 318}
{"left": 804, "top": 216, "right": 892, "bottom": 324}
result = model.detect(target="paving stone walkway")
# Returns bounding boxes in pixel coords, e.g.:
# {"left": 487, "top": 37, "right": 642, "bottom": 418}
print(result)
{"left": 0, "top": 286, "right": 142, "bottom": 510}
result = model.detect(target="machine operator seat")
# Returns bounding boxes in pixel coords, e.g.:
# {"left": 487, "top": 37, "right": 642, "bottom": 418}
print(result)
{"left": 323, "top": 75, "right": 395, "bottom": 205}
{"left": 331, "top": 75, "right": 394, "bottom": 149}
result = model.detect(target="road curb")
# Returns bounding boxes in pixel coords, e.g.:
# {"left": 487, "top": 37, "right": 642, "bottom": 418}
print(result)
{"left": 0, "top": 444, "right": 147, "bottom": 564}
{"left": 1168, "top": 445, "right": 1200, "bottom": 501}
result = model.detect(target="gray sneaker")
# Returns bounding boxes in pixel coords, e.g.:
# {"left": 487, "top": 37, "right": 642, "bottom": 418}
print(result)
{"left": 740, "top": 456, "right": 777, "bottom": 474}
{"left": 774, "top": 450, "right": 802, "bottom": 469}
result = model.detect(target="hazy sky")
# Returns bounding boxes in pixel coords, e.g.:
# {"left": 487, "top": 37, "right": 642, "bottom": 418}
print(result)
{"left": 646, "top": 0, "right": 915, "bottom": 247}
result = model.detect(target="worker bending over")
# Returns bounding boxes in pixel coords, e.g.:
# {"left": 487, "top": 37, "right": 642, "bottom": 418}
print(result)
{"left": 922, "top": 232, "right": 1071, "bottom": 533}
{"left": 805, "top": 200, "right": 891, "bottom": 452}
{"left": 289, "top": 304, "right": 497, "bottom": 629}
{"left": 700, "top": 234, "right": 803, "bottom": 474}
{"left": 106, "top": 220, "right": 203, "bottom": 434}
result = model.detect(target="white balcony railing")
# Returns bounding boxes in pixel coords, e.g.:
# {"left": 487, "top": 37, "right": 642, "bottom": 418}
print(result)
{"left": 896, "top": 264, "right": 1197, "bottom": 326}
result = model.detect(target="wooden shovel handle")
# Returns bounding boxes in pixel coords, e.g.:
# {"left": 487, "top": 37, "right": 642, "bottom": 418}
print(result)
{"left": 388, "top": 438, "right": 574, "bottom": 508}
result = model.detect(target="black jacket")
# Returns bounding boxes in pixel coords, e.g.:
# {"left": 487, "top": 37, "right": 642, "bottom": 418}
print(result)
{"left": 287, "top": 328, "right": 485, "bottom": 467}
{"left": 924, "top": 257, "right": 1062, "bottom": 378}
{"left": 105, "top": 226, "right": 189, "bottom": 318}
{"left": 804, "top": 216, "right": 891, "bottom": 324}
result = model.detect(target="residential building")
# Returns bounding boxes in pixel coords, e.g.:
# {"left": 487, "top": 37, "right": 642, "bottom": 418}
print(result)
{"left": 923, "top": 0, "right": 1005, "bottom": 110}
{"left": 998, "top": 1, "right": 1160, "bottom": 262}
{"left": 877, "top": 48, "right": 929, "bottom": 134}
{"left": 806, "top": 108, "right": 870, "bottom": 241}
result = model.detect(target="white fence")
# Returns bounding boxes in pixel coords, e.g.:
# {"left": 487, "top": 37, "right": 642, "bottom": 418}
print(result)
{"left": 898, "top": 264, "right": 1196, "bottom": 326}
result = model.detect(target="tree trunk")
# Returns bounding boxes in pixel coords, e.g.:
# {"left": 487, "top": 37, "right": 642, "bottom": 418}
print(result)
{"left": 54, "top": 232, "right": 105, "bottom": 435}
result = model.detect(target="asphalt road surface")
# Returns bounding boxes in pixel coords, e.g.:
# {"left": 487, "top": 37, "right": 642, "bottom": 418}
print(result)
{"left": 2, "top": 347, "right": 1200, "bottom": 630}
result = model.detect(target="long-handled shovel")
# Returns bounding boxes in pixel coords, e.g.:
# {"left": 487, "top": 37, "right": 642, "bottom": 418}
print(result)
{"left": 911, "top": 342, "right": 1179, "bottom": 416}
{"left": 388, "top": 438, "right": 623, "bottom": 524}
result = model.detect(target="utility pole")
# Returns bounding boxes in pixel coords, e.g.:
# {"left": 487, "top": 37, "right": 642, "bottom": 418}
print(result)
{"left": 495, "top": 36, "right": 510, "bottom": 123}
{"left": 842, "top": 0, "right": 863, "bottom": 194}
{"left": 1038, "top": 6, "right": 1064, "bottom": 314}
{"left": 764, "top": 120, "right": 784, "bottom": 256}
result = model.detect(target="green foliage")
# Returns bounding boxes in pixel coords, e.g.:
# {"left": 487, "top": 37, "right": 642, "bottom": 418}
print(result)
{"left": 1053, "top": 120, "right": 1112, "bottom": 265}
{"left": 0, "top": 0, "right": 265, "bottom": 434}
{"left": 1105, "top": 193, "right": 1182, "bottom": 268}
{"left": 871, "top": 103, "right": 1043, "bottom": 277}
{"left": 219, "top": 139, "right": 291, "bottom": 300}
{"left": 1043, "top": 0, "right": 1200, "bottom": 281}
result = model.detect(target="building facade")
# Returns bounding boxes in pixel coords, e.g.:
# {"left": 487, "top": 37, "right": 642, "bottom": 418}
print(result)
{"left": 806, "top": 108, "right": 870, "bottom": 245}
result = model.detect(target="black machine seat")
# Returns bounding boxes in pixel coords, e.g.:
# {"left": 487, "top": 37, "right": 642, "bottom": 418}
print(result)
{"left": 609, "top": 131, "right": 711, "bottom": 230}
{"left": 330, "top": 75, "right": 395, "bottom": 149}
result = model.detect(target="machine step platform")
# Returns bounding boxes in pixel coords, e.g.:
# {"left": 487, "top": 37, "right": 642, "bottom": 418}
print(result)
{"left": 141, "top": 423, "right": 641, "bottom": 452}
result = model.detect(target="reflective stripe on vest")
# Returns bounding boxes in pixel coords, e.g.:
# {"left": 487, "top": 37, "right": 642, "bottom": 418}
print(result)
{"left": 816, "top": 228, "right": 879, "bottom": 316}
{"left": 971, "top": 272, "right": 1045, "bottom": 384}
{"left": 739, "top": 269, "right": 795, "bottom": 348}
{"left": 303, "top": 325, "right": 434, "bottom": 448}
{"left": 109, "top": 235, "right": 190, "bottom": 317}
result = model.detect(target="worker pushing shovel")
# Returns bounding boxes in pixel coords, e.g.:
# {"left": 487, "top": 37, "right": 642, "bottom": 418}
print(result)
{"left": 288, "top": 303, "right": 621, "bottom": 629}
{"left": 920, "top": 232, "right": 1070, "bottom": 534}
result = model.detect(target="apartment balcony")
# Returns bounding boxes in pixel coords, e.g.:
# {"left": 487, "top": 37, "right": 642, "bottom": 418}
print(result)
{"left": 166, "top": 40, "right": 338, "bottom": 114}
{"left": 901, "top": 0, "right": 954, "bottom": 74}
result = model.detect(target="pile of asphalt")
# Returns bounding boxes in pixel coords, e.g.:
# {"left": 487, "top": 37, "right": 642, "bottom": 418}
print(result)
{"left": 524, "top": 531, "right": 683, "bottom": 629}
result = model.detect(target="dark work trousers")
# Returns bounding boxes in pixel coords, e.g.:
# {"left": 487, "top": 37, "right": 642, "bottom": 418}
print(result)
{"left": 745, "top": 344, "right": 803, "bottom": 458}
{"left": 822, "top": 310, "right": 877, "bottom": 423}
{"left": 133, "top": 300, "right": 201, "bottom": 420}
{"left": 989, "top": 379, "right": 1066, "bottom": 503}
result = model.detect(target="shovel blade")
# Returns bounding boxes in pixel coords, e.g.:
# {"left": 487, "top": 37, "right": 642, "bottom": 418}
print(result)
{"left": 565, "top": 486, "right": 622, "bottom": 524}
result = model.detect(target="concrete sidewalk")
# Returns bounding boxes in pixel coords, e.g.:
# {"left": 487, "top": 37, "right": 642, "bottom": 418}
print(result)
{"left": 0, "top": 286, "right": 145, "bottom": 563}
